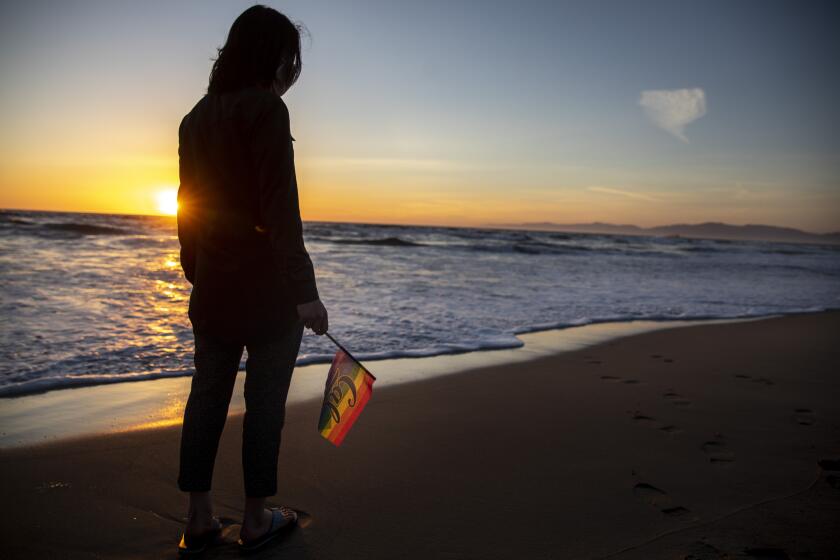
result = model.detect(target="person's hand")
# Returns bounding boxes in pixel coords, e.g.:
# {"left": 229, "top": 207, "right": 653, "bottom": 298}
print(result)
{"left": 297, "top": 299, "right": 328, "bottom": 335}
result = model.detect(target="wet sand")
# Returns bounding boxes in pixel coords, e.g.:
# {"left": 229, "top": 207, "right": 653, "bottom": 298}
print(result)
{"left": 1, "top": 312, "right": 838, "bottom": 559}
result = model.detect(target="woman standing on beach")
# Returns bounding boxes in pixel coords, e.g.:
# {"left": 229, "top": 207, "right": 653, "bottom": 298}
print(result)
{"left": 175, "top": 5, "right": 327, "bottom": 554}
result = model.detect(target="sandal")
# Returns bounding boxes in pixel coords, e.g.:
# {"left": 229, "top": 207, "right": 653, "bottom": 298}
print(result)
{"left": 237, "top": 506, "right": 298, "bottom": 553}
{"left": 178, "top": 517, "right": 223, "bottom": 556}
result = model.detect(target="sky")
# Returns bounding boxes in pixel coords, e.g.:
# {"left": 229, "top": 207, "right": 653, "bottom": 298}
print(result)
{"left": 1, "top": 0, "right": 838, "bottom": 232}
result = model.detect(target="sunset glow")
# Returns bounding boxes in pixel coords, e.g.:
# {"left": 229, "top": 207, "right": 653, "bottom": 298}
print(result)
{"left": 156, "top": 189, "right": 178, "bottom": 216}
{"left": 0, "top": 1, "right": 837, "bottom": 232}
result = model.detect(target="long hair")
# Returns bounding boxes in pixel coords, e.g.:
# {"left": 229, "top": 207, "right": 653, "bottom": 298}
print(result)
{"left": 208, "top": 5, "right": 304, "bottom": 94}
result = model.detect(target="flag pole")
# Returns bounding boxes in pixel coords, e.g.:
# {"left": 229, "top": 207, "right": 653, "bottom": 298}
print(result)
{"left": 324, "top": 332, "right": 376, "bottom": 380}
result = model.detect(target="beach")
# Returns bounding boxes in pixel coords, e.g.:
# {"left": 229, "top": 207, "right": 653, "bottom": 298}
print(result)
{"left": 3, "top": 2, "right": 839, "bottom": 558}
{"left": 1, "top": 312, "right": 838, "bottom": 559}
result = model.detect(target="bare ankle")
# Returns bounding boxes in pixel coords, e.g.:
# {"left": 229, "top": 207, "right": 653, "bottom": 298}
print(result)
{"left": 243, "top": 497, "right": 268, "bottom": 525}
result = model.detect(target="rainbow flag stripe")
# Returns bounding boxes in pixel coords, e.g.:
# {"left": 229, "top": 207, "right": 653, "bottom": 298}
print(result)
{"left": 318, "top": 349, "right": 375, "bottom": 446}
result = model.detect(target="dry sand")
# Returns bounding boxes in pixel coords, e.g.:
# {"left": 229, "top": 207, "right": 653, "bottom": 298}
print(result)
{"left": 1, "top": 312, "right": 838, "bottom": 559}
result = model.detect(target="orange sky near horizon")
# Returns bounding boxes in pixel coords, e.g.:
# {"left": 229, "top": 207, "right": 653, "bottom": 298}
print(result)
{"left": 2, "top": 147, "right": 836, "bottom": 231}
{"left": 1, "top": 1, "right": 838, "bottom": 233}
{"left": 2, "top": 160, "right": 838, "bottom": 232}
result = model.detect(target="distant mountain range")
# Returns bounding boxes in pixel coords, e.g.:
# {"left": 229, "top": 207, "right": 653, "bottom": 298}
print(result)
{"left": 492, "top": 221, "right": 840, "bottom": 245}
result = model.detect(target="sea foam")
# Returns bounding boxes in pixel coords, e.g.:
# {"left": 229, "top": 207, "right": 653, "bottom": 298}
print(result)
{"left": 1, "top": 210, "right": 838, "bottom": 397}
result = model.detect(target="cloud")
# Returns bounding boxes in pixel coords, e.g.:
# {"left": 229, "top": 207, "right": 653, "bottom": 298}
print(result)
{"left": 639, "top": 88, "right": 706, "bottom": 142}
{"left": 587, "top": 186, "right": 659, "bottom": 202}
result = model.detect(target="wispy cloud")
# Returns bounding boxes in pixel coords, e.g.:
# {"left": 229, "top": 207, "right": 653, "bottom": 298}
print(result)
{"left": 639, "top": 88, "right": 706, "bottom": 142}
{"left": 587, "top": 186, "right": 659, "bottom": 202}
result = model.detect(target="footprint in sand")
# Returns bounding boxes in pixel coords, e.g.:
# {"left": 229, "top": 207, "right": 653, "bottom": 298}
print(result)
{"left": 793, "top": 408, "right": 816, "bottom": 426}
{"left": 631, "top": 412, "right": 658, "bottom": 426}
{"left": 701, "top": 438, "right": 735, "bottom": 464}
{"left": 659, "top": 424, "right": 684, "bottom": 435}
{"left": 733, "top": 373, "right": 775, "bottom": 386}
{"left": 629, "top": 411, "right": 683, "bottom": 435}
{"left": 632, "top": 483, "right": 690, "bottom": 517}
{"left": 598, "top": 375, "right": 641, "bottom": 385}
{"left": 663, "top": 391, "right": 692, "bottom": 407}
{"left": 649, "top": 354, "right": 676, "bottom": 364}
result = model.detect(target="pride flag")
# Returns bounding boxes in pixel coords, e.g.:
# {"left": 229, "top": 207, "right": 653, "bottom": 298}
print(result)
{"left": 318, "top": 345, "right": 376, "bottom": 446}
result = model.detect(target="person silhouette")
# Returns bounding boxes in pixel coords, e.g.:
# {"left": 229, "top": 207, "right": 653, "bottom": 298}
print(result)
{"left": 175, "top": 5, "right": 327, "bottom": 554}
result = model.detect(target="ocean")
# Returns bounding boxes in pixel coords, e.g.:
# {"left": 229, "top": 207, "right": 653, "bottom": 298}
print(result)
{"left": 1, "top": 209, "right": 838, "bottom": 397}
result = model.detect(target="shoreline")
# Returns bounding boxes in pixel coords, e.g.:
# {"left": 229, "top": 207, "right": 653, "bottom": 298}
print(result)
{"left": 1, "top": 311, "right": 837, "bottom": 559}
{"left": 0, "top": 315, "right": 769, "bottom": 448}
{"left": 6, "top": 311, "right": 821, "bottom": 400}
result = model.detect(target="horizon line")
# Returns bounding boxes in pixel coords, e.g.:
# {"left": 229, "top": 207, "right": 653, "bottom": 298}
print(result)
{"left": 1, "top": 206, "right": 837, "bottom": 237}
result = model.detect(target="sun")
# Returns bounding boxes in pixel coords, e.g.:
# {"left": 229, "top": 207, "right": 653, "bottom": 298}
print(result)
{"left": 156, "top": 189, "right": 179, "bottom": 216}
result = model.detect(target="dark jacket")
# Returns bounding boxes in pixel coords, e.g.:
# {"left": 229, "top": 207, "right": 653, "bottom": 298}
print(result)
{"left": 177, "top": 86, "right": 318, "bottom": 343}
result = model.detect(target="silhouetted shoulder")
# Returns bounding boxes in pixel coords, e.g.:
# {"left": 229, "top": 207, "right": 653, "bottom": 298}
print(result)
{"left": 178, "top": 108, "right": 195, "bottom": 138}
{"left": 235, "top": 87, "right": 289, "bottom": 125}
{"left": 178, "top": 89, "right": 290, "bottom": 151}
{"left": 228, "top": 89, "right": 291, "bottom": 148}
{"left": 178, "top": 94, "right": 211, "bottom": 139}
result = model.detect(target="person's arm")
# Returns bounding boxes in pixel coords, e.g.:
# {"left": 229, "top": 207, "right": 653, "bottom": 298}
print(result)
{"left": 177, "top": 117, "right": 197, "bottom": 285}
{"left": 250, "top": 96, "right": 322, "bottom": 311}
